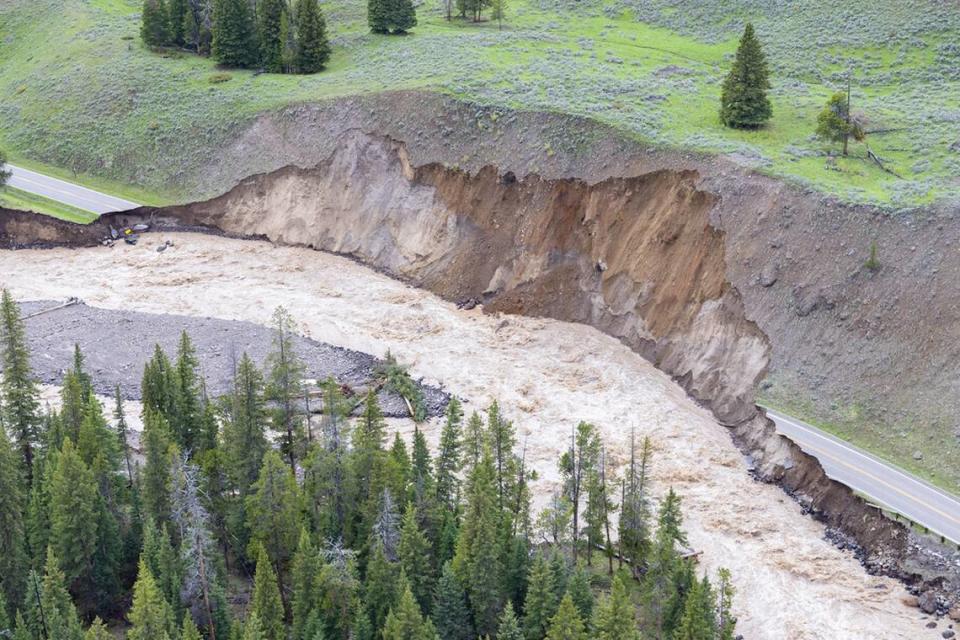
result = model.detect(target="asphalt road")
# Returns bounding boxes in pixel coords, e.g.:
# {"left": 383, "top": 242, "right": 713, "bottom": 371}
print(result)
{"left": 7, "top": 164, "right": 139, "bottom": 214}
{"left": 766, "top": 407, "right": 960, "bottom": 544}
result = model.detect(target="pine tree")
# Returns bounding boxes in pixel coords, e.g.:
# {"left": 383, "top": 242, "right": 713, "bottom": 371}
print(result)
{"left": 546, "top": 594, "right": 586, "bottom": 640}
{"left": 715, "top": 568, "right": 736, "bottom": 640}
{"left": 311, "top": 378, "right": 352, "bottom": 540}
{"left": 719, "top": 23, "right": 772, "bottom": 129}
{"left": 522, "top": 552, "right": 557, "bottom": 640}
{"left": 1, "top": 290, "right": 41, "bottom": 476}
{"left": 174, "top": 331, "right": 203, "bottom": 453}
{"left": 141, "top": 0, "right": 171, "bottom": 47}
{"left": 0, "top": 592, "right": 8, "bottom": 633}
{"left": 434, "top": 397, "right": 462, "bottom": 510}
{"left": 674, "top": 576, "right": 716, "bottom": 640}
{"left": 266, "top": 307, "right": 305, "bottom": 471}
{"left": 60, "top": 371, "right": 87, "bottom": 445}
{"left": 181, "top": 616, "right": 204, "bottom": 640}
{"left": 295, "top": 0, "right": 331, "bottom": 74}
{"left": 71, "top": 344, "right": 93, "bottom": 401}
{"left": 245, "top": 451, "right": 300, "bottom": 592}
{"left": 411, "top": 427, "right": 433, "bottom": 494}
{"left": 85, "top": 617, "right": 113, "bottom": 640}
{"left": 242, "top": 612, "right": 268, "bottom": 640}
{"left": 88, "top": 486, "right": 124, "bottom": 619}
{"left": 129, "top": 559, "right": 178, "bottom": 640}
{"left": 387, "top": 432, "right": 411, "bottom": 508}
{"left": 28, "top": 551, "right": 83, "bottom": 640}
{"left": 141, "top": 411, "right": 176, "bottom": 527}
{"left": 291, "top": 530, "right": 322, "bottom": 640}
{"left": 657, "top": 489, "right": 687, "bottom": 548}
{"left": 142, "top": 345, "right": 178, "bottom": 423}
{"left": 390, "top": 0, "right": 417, "bottom": 34}
{"left": 26, "top": 454, "right": 54, "bottom": 569}
{"left": 451, "top": 448, "right": 502, "bottom": 636}
{"left": 49, "top": 439, "right": 98, "bottom": 587}
{"left": 816, "top": 90, "right": 864, "bottom": 156}
{"left": 559, "top": 421, "right": 599, "bottom": 563}
{"left": 223, "top": 352, "right": 269, "bottom": 499}
{"left": 431, "top": 562, "right": 473, "bottom": 640}
{"left": 618, "top": 432, "right": 651, "bottom": 576}
{"left": 12, "top": 610, "right": 31, "bottom": 640}
{"left": 316, "top": 552, "right": 360, "bottom": 640}
{"left": 0, "top": 427, "right": 27, "bottom": 612}
{"left": 641, "top": 489, "right": 687, "bottom": 638}
{"left": 78, "top": 395, "right": 119, "bottom": 469}
{"left": 251, "top": 546, "right": 285, "bottom": 640}
{"left": 141, "top": 520, "right": 183, "bottom": 621}
{"left": 487, "top": 401, "right": 516, "bottom": 511}
{"left": 349, "top": 390, "right": 387, "bottom": 545}
{"left": 363, "top": 539, "right": 398, "bottom": 633}
{"left": 548, "top": 552, "right": 569, "bottom": 608}
{"left": 497, "top": 601, "right": 523, "bottom": 640}
{"left": 464, "top": 411, "right": 484, "bottom": 471}
{"left": 591, "top": 574, "right": 639, "bottom": 640}
{"left": 367, "top": 0, "right": 389, "bottom": 34}
{"left": 566, "top": 567, "right": 593, "bottom": 625}
{"left": 382, "top": 585, "right": 436, "bottom": 640}
{"left": 114, "top": 385, "right": 135, "bottom": 486}
{"left": 170, "top": 454, "right": 228, "bottom": 637}
{"left": 399, "top": 503, "right": 434, "bottom": 614}
{"left": 212, "top": 0, "right": 258, "bottom": 68}
{"left": 167, "top": 0, "right": 188, "bottom": 45}
{"left": 257, "top": 0, "right": 284, "bottom": 72}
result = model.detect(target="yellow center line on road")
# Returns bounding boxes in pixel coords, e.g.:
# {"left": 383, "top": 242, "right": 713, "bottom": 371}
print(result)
{"left": 793, "top": 437, "right": 960, "bottom": 529}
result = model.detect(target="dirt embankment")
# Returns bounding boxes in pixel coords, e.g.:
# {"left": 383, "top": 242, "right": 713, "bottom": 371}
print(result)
{"left": 7, "top": 130, "right": 934, "bottom": 591}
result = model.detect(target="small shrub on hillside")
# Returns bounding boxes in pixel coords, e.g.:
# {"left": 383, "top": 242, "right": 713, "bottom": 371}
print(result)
{"left": 865, "top": 241, "right": 880, "bottom": 271}
{"left": 208, "top": 72, "right": 233, "bottom": 84}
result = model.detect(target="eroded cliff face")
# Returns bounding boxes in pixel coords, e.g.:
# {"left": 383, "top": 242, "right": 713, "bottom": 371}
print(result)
{"left": 152, "top": 131, "right": 769, "bottom": 428}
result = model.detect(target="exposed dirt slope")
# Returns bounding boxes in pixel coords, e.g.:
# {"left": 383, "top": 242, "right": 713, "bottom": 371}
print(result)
{"left": 147, "top": 131, "right": 767, "bottom": 428}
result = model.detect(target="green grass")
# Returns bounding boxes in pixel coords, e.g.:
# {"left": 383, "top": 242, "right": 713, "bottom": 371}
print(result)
{"left": 0, "top": 186, "right": 99, "bottom": 223}
{"left": 0, "top": 0, "right": 957, "bottom": 208}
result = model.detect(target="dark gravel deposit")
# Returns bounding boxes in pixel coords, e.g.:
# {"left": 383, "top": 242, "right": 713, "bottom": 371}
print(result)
{"left": 17, "top": 300, "right": 448, "bottom": 418}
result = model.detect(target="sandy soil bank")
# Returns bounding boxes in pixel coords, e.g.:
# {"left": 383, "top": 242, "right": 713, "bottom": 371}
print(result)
{"left": 0, "top": 233, "right": 933, "bottom": 639}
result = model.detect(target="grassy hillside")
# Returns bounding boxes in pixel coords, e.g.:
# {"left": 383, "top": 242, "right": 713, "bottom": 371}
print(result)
{"left": 0, "top": 0, "right": 957, "bottom": 207}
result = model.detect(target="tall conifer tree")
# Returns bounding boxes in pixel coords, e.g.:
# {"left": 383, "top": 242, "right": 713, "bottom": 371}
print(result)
{"left": 141, "top": 0, "right": 171, "bottom": 46}
{"left": 245, "top": 451, "right": 300, "bottom": 593}
{"left": 451, "top": 447, "right": 502, "bottom": 636}
{"left": 49, "top": 439, "right": 98, "bottom": 587}
{"left": 546, "top": 594, "right": 586, "bottom": 640}
{"left": 431, "top": 562, "right": 473, "bottom": 640}
{"left": 250, "top": 546, "right": 285, "bottom": 640}
{"left": 719, "top": 23, "right": 772, "bottom": 128}
{"left": 128, "top": 559, "right": 178, "bottom": 640}
{"left": 592, "top": 574, "right": 640, "bottom": 640}
{"left": 212, "top": 0, "right": 258, "bottom": 67}
{"left": 295, "top": 0, "right": 331, "bottom": 73}
{"left": 1, "top": 290, "right": 41, "bottom": 476}
{"left": 0, "top": 429, "right": 27, "bottom": 613}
